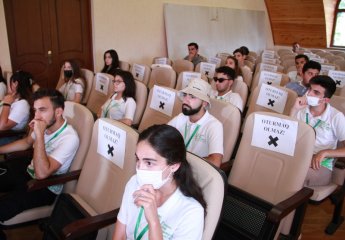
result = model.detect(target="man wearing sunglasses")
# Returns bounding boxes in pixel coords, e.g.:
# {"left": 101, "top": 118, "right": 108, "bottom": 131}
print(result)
{"left": 212, "top": 66, "right": 243, "bottom": 112}
{"left": 168, "top": 78, "right": 223, "bottom": 167}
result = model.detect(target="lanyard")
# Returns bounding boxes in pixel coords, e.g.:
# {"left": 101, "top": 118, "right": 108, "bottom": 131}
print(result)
{"left": 102, "top": 99, "right": 119, "bottom": 117}
{"left": 305, "top": 113, "right": 322, "bottom": 129}
{"left": 134, "top": 207, "right": 149, "bottom": 240}
{"left": 45, "top": 121, "right": 68, "bottom": 147}
{"left": 184, "top": 124, "right": 200, "bottom": 149}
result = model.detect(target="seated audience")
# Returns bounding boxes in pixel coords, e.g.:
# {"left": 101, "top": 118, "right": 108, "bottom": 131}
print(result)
{"left": 0, "top": 66, "right": 7, "bottom": 100}
{"left": 101, "top": 49, "right": 120, "bottom": 76}
{"left": 285, "top": 60, "right": 321, "bottom": 97}
{"left": 240, "top": 46, "right": 250, "bottom": 59}
{"left": 290, "top": 76, "right": 345, "bottom": 187}
{"left": 288, "top": 54, "right": 309, "bottom": 83}
{"left": 184, "top": 42, "right": 207, "bottom": 67}
{"left": 292, "top": 42, "right": 300, "bottom": 53}
{"left": 168, "top": 78, "right": 223, "bottom": 167}
{"left": 0, "top": 89, "right": 79, "bottom": 238}
{"left": 99, "top": 71, "right": 136, "bottom": 126}
{"left": 0, "top": 71, "right": 32, "bottom": 145}
{"left": 211, "top": 66, "right": 243, "bottom": 112}
{"left": 113, "top": 124, "right": 206, "bottom": 240}
{"left": 225, "top": 55, "right": 244, "bottom": 82}
{"left": 58, "top": 60, "right": 86, "bottom": 103}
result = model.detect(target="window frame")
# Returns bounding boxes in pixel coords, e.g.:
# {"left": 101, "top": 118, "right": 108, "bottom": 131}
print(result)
{"left": 331, "top": 0, "right": 345, "bottom": 48}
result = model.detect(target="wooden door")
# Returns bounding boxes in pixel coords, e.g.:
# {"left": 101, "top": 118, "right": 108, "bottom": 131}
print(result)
{"left": 3, "top": 0, "right": 93, "bottom": 89}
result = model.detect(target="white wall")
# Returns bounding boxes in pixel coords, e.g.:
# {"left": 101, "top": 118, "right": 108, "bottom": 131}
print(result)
{"left": 0, "top": 0, "right": 273, "bottom": 73}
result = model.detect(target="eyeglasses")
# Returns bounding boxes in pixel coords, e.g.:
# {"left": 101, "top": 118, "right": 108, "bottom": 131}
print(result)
{"left": 213, "top": 77, "right": 231, "bottom": 83}
{"left": 112, "top": 80, "right": 124, "bottom": 85}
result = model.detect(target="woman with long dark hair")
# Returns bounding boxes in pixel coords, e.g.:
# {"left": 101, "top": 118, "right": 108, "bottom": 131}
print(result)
{"left": 101, "top": 49, "right": 120, "bottom": 75}
{"left": 225, "top": 55, "right": 243, "bottom": 82}
{"left": 113, "top": 124, "right": 206, "bottom": 240}
{"left": 0, "top": 66, "right": 7, "bottom": 100}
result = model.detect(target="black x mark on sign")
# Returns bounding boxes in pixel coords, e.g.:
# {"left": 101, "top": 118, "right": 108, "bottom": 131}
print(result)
{"left": 159, "top": 101, "right": 165, "bottom": 109}
{"left": 100, "top": 85, "right": 104, "bottom": 90}
{"left": 335, "top": 80, "right": 341, "bottom": 86}
{"left": 267, "top": 81, "right": 272, "bottom": 85}
{"left": 268, "top": 135, "right": 279, "bottom": 147}
{"left": 107, "top": 144, "right": 114, "bottom": 156}
{"left": 267, "top": 99, "right": 275, "bottom": 107}
{"left": 205, "top": 71, "right": 209, "bottom": 76}
{"left": 136, "top": 73, "right": 139, "bottom": 77}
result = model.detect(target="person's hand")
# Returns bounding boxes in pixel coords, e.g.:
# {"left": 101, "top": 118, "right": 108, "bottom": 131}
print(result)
{"left": 293, "top": 96, "right": 308, "bottom": 111}
{"left": 311, "top": 150, "right": 327, "bottom": 170}
{"left": 29, "top": 119, "right": 47, "bottom": 136}
{"left": 188, "top": 52, "right": 196, "bottom": 61}
{"left": 133, "top": 184, "right": 160, "bottom": 225}
{"left": 2, "top": 93, "right": 16, "bottom": 105}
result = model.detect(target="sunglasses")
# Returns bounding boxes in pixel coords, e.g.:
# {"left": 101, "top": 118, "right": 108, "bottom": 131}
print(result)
{"left": 213, "top": 77, "right": 231, "bottom": 83}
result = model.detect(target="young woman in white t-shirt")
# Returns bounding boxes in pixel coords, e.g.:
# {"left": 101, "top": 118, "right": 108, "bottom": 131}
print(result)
{"left": 113, "top": 124, "right": 206, "bottom": 240}
{"left": 99, "top": 71, "right": 136, "bottom": 126}
{"left": 58, "top": 60, "right": 86, "bottom": 103}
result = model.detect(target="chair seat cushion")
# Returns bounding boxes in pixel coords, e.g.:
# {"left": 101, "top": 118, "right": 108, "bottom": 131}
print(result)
{"left": 309, "top": 183, "right": 338, "bottom": 201}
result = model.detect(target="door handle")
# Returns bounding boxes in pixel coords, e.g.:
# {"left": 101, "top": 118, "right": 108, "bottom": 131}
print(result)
{"left": 47, "top": 50, "right": 52, "bottom": 64}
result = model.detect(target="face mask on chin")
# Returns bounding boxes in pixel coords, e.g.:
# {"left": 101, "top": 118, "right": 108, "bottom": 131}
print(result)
{"left": 136, "top": 166, "right": 172, "bottom": 189}
{"left": 306, "top": 95, "right": 321, "bottom": 107}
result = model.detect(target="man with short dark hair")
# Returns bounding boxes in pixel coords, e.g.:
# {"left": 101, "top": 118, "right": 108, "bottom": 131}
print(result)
{"left": 285, "top": 60, "right": 321, "bottom": 96}
{"left": 184, "top": 42, "right": 207, "bottom": 67}
{"left": 211, "top": 66, "right": 243, "bottom": 112}
{"left": 290, "top": 76, "right": 345, "bottom": 186}
{"left": 0, "top": 89, "right": 79, "bottom": 229}
{"left": 168, "top": 78, "right": 223, "bottom": 167}
{"left": 288, "top": 54, "right": 309, "bottom": 82}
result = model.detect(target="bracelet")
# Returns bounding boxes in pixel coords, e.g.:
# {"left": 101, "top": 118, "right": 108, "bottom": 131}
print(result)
{"left": 2, "top": 103, "right": 11, "bottom": 107}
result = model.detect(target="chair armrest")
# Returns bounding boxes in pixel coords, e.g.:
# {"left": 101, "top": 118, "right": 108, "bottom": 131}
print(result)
{"left": 4, "top": 148, "right": 34, "bottom": 161}
{"left": 62, "top": 208, "right": 119, "bottom": 240}
{"left": 267, "top": 187, "right": 313, "bottom": 223}
{"left": 27, "top": 170, "right": 82, "bottom": 191}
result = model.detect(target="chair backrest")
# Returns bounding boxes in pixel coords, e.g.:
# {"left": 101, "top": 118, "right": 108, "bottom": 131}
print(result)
{"left": 244, "top": 60, "right": 255, "bottom": 72}
{"left": 282, "top": 59, "right": 296, "bottom": 72}
{"left": 130, "top": 63, "right": 151, "bottom": 86}
{"left": 330, "top": 95, "right": 345, "bottom": 115}
{"left": 172, "top": 59, "right": 194, "bottom": 74}
{"left": 232, "top": 80, "right": 249, "bottom": 109}
{"left": 63, "top": 101, "right": 95, "bottom": 193}
{"left": 55, "top": 65, "right": 65, "bottom": 90}
{"left": 230, "top": 111, "right": 315, "bottom": 204}
{"left": 245, "top": 84, "right": 298, "bottom": 120}
{"left": 138, "top": 86, "right": 182, "bottom": 132}
{"left": 175, "top": 71, "right": 204, "bottom": 90}
{"left": 86, "top": 73, "right": 115, "bottom": 115}
{"left": 251, "top": 70, "right": 290, "bottom": 92}
{"left": 133, "top": 80, "right": 148, "bottom": 126}
{"left": 334, "top": 59, "right": 345, "bottom": 71}
{"left": 186, "top": 152, "right": 227, "bottom": 240}
{"left": 75, "top": 119, "right": 139, "bottom": 239}
{"left": 241, "top": 65, "right": 253, "bottom": 88}
{"left": 81, "top": 68, "right": 95, "bottom": 104}
{"left": 119, "top": 60, "right": 131, "bottom": 71}
{"left": 209, "top": 99, "right": 241, "bottom": 163}
{"left": 148, "top": 67, "right": 177, "bottom": 89}
{"left": 152, "top": 57, "right": 173, "bottom": 66}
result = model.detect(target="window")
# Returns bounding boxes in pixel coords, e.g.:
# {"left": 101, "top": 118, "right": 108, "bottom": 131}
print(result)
{"left": 331, "top": 0, "right": 345, "bottom": 47}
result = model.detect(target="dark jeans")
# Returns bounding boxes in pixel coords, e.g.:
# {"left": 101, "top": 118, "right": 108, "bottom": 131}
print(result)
{"left": 0, "top": 158, "right": 57, "bottom": 222}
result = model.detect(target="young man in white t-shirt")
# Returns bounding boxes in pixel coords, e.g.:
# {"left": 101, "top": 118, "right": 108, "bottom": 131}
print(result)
{"left": 168, "top": 78, "right": 224, "bottom": 167}
{"left": 211, "top": 66, "right": 243, "bottom": 112}
{"left": 288, "top": 54, "right": 309, "bottom": 83}
{"left": 290, "top": 75, "right": 345, "bottom": 186}
{"left": 0, "top": 89, "right": 79, "bottom": 234}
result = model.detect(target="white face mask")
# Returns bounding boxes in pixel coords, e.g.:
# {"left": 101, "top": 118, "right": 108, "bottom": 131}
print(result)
{"left": 136, "top": 166, "right": 172, "bottom": 189}
{"left": 306, "top": 95, "right": 320, "bottom": 106}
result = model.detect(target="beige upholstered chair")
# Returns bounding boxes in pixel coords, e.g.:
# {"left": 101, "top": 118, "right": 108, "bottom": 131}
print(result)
{"left": 251, "top": 70, "right": 290, "bottom": 92}
{"left": 152, "top": 57, "right": 173, "bottom": 66}
{"left": 138, "top": 86, "right": 182, "bottom": 132}
{"left": 308, "top": 95, "right": 345, "bottom": 234}
{"left": 86, "top": 73, "right": 115, "bottom": 116}
{"left": 80, "top": 68, "right": 95, "bottom": 104}
{"left": 172, "top": 59, "right": 194, "bottom": 74}
{"left": 41, "top": 119, "right": 139, "bottom": 240}
{"left": 130, "top": 63, "right": 151, "bottom": 86}
{"left": 0, "top": 101, "right": 94, "bottom": 226}
{"left": 175, "top": 71, "right": 206, "bottom": 91}
{"left": 132, "top": 80, "right": 148, "bottom": 127}
{"left": 118, "top": 60, "right": 131, "bottom": 71}
{"left": 244, "top": 60, "right": 255, "bottom": 72}
{"left": 214, "top": 111, "right": 315, "bottom": 240}
{"left": 186, "top": 152, "right": 227, "bottom": 240}
{"left": 232, "top": 79, "right": 249, "bottom": 109}
{"left": 334, "top": 59, "right": 345, "bottom": 71}
{"left": 148, "top": 66, "right": 177, "bottom": 89}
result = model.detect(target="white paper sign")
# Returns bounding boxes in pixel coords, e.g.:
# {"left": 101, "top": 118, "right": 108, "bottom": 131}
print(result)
{"left": 216, "top": 52, "right": 231, "bottom": 59}
{"left": 97, "top": 119, "right": 127, "bottom": 169}
{"left": 199, "top": 62, "right": 216, "bottom": 78}
{"left": 95, "top": 73, "right": 110, "bottom": 95}
{"left": 256, "top": 83, "right": 288, "bottom": 113}
{"left": 262, "top": 50, "right": 275, "bottom": 59}
{"left": 182, "top": 72, "right": 201, "bottom": 89}
{"left": 328, "top": 70, "right": 345, "bottom": 88}
{"left": 262, "top": 58, "right": 277, "bottom": 64}
{"left": 310, "top": 57, "right": 325, "bottom": 64}
{"left": 154, "top": 57, "right": 168, "bottom": 65}
{"left": 251, "top": 114, "right": 298, "bottom": 156}
{"left": 150, "top": 85, "right": 176, "bottom": 116}
{"left": 320, "top": 64, "right": 336, "bottom": 75}
{"left": 258, "top": 71, "right": 282, "bottom": 86}
{"left": 260, "top": 63, "right": 278, "bottom": 72}
{"left": 208, "top": 57, "right": 221, "bottom": 68}
{"left": 132, "top": 63, "right": 146, "bottom": 82}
